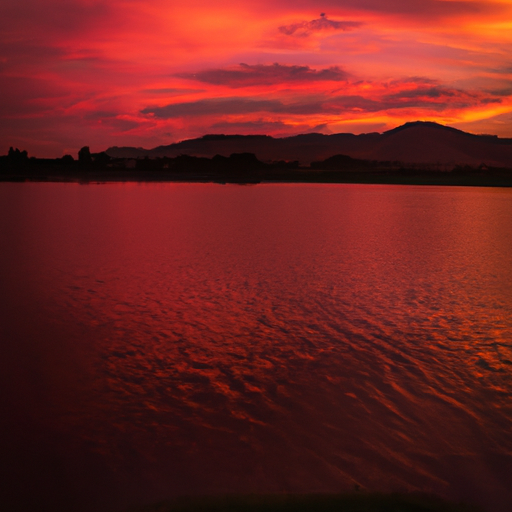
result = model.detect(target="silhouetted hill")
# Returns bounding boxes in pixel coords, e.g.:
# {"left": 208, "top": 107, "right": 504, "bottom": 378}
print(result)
{"left": 106, "top": 122, "right": 512, "bottom": 167}
{"left": 383, "top": 121, "right": 464, "bottom": 135}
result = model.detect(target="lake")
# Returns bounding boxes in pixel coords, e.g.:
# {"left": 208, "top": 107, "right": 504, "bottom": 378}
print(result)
{"left": 1, "top": 183, "right": 511, "bottom": 512}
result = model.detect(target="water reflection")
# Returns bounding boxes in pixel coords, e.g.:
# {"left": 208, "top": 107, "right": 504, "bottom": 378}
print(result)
{"left": 1, "top": 183, "right": 511, "bottom": 512}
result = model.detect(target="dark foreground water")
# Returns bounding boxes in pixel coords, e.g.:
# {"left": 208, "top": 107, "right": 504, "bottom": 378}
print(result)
{"left": 1, "top": 183, "right": 511, "bottom": 512}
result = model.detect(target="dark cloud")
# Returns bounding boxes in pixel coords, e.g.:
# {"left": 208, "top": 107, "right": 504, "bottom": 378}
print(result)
{"left": 177, "top": 63, "right": 349, "bottom": 87}
{"left": 488, "top": 87, "right": 512, "bottom": 97}
{"left": 383, "top": 86, "right": 460, "bottom": 100}
{"left": 388, "top": 76, "right": 438, "bottom": 86}
{"left": 381, "top": 85, "right": 503, "bottom": 110}
{"left": 330, "top": 89, "right": 500, "bottom": 112}
{"left": 141, "top": 97, "right": 325, "bottom": 118}
{"left": 279, "top": 14, "right": 362, "bottom": 37}
{"left": 141, "top": 83, "right": 500, "bottom": 119}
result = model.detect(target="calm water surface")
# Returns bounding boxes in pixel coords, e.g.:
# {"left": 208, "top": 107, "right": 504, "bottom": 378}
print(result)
{"left": 1, "top": 183, "right": 511, "bottom": 512}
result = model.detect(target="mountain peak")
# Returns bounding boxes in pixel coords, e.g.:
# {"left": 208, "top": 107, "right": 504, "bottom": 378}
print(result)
{"left": 384, "top": 121, "right": 465, "bottom": 136}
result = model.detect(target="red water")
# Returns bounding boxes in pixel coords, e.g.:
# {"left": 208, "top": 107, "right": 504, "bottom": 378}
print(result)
{"left": 1, "top": 183, "right": 511, "bottom": 512}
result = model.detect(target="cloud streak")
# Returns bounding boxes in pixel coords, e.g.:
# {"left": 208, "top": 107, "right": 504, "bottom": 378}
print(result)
{"left": 141, "top": 82, "right": 501, "bottom": 119}
{"left": 178, "top": 63, "right": 349, "bottom": 87}
{"left": 141, "top": 98, "right": 319, "bottom": 118}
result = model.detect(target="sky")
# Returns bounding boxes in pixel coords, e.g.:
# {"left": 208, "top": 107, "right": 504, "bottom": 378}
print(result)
{"left": 2, "top": 0, "right": 512, "bottom": 157}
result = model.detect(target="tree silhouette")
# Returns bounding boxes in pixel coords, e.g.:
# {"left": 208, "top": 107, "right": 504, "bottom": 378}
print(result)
{"left": 78, "top": 146, "right": 92, "bottom": 163}
{"left": 8, "top": 147, "right": 28, "bottom": 162}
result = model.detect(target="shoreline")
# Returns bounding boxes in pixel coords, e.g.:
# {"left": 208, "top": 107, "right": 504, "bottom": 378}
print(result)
{"left": 127, "top": 492, "right": 483, "bottom": 512}
{"left": 1, "top": 171, "right": 511, "bottom": 187}
{"left": 2, "top": 148, "right": 512, "bottom": 187}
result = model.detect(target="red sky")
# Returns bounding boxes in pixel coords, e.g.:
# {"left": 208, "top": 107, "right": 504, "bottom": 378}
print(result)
{"left": 2, "top": 0, "right": 512, "bottom": 157}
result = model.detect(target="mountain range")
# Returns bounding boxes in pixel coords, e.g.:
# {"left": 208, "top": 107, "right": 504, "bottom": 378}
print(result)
{"left": 106, "top": 121, "right": 512, "bottom": 168}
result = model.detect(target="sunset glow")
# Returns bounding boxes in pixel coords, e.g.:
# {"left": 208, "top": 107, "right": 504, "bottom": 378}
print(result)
{"left": 2, "top": 0, "right": 512, "bottom": 156}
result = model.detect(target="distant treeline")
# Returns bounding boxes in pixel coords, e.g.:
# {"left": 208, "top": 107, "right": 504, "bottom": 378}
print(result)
{"left": 1, "top": 145, "right": 511, "bottom": 186}
{"left": 1, "top": 145, "right": 294, "bottom": 174}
